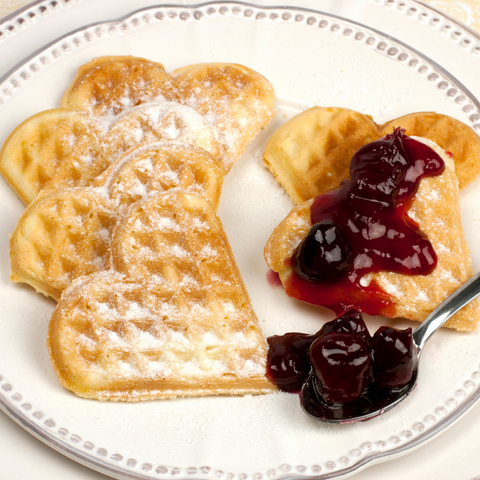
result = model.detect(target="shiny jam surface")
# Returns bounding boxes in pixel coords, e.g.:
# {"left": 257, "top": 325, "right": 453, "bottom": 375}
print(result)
{"left": 266, "top": 310, "right": 416, "bottom": 421}
{"left": 289, "top": 129, "right": 445, "bottom": 317}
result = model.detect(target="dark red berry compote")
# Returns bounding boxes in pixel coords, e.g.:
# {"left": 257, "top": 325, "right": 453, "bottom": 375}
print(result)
{"left": 266, "top": 332, "right": 313, "bottom": 393}
{"left": 286, "top": 128, "right": 445, "bottom": 317}
{"left": 309, "top": 332, "right": 372, "bottom": 404}
{"left": 266, "top": 309, "right": 417, "bottom": 421}
{"left": 371, "top": 326, "right": 415, "bottom": 389}
{"left": 267, "top": 309, "right": 369, "bottom": 394}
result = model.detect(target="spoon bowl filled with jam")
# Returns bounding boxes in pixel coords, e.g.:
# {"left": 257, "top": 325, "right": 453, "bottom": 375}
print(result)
{"left": 267, "top": 270, "right": 480, "bottom": 423}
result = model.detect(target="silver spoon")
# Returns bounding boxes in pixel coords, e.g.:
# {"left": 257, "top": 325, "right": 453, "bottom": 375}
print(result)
{"left": 300, "top": 271, "right": 480, "bottom": 423}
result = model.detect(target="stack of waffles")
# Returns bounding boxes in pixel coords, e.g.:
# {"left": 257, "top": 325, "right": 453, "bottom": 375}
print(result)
{"left": 0, "top": 56, "right": 277, "bottom": 400}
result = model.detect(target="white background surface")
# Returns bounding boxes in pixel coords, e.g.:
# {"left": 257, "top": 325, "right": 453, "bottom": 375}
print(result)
{"left": 1, "top": 1, "right": 480, "bottom": 479}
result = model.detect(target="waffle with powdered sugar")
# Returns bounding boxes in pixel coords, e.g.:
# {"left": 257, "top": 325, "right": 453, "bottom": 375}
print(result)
{"left": 0, "top": 56, "right": 275, "bottom": 206}
{"left": 48, "top": 191, "right": 276, "bottom": 400}
{"left": 9, "top": 140, "right": 225, "bottom": 301}
{"left": 61, "top": 56, "right": 275, "bottom": 172}
{"left": 5, "top": 56, "right": 277, "bottom": 401}
{"left": 0, "top": 109, "right": 105, "bottom": 205}
{"left": 93, "top": 141, "right": 224, "bottom": 213}
{"left": 264, "top": 137, "right": 479, "bottom": 331}
{"left": 10, "top": 187, "right": 118, "bottom": 301}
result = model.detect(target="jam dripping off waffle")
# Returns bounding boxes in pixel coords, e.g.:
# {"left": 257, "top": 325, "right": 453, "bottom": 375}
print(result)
{"left": 287, "top": 129, "right": 444, "bottom": 316}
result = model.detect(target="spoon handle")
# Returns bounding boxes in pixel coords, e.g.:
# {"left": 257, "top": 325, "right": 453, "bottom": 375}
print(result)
{"left": 413, "top": 271, "right": 480, "bottom": 351}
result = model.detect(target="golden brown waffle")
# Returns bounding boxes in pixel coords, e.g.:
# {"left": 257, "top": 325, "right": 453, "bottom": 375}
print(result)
{"left": 61, "top": 56, "right": 175, "bottom": 117}
{"left": 4, "top": 55, "right": 276, "bottom": 401}
{"left": 94, "top": 141, "right": 224, "bottom": 213}
{"left": 0, "top": 109, "right": 104, "bottom": 205}
{"left": 10, "top": 188, "right": 117, "bottom": 301}
{"left": 61, "top": 57, "right": 275, "bottom": 171}
{"left": 171, "top": 63, "right": 275, "bottom": 171}
{"left": 264, "top": 108, "right": 480, "bottom": 204}
{"left": 102, "top": 100, "right": 223, "bottom": 164}
{"left": 264, "top": 138, "right": 479, "bottom": 331}
{"left": 263, "top": 107, "right": 379, "bottom": 204}
{"left": 380, "top": 112, "right": 480, "bottom": 190}
{"left": 48, "top": 191, "right": 275, "bottom": 400}
{"left": 110, "top": 191, "right": 243, "bottom": 290}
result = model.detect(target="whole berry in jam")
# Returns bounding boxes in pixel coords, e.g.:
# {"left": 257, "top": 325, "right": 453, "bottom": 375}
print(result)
{"left": 371, "top": 326, "right": 415, "bottom": 389}
{"left": 309, "top": 332, "right": 373, "bottom": 404}
{"left": 317, "top": 308, "right": 371, "bottom": 345}
{"left": 293, "top": 222, "right": 353, "bottom": 283}
{"left": 266, "top": 333, "right": 313, "bottom": 393}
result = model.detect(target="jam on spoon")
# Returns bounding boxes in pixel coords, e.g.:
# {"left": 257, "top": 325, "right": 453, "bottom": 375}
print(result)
{"left": 266, "top": 309, "right": 368, "bottom": 393}
{"left": 287, "top": 128, "right": 445, "bottom": 317}
{"left": 268, "top": 272, "right": 480, "bottom": 423}
{"left": 266, "top": 309, "right": 416, "bottom": 420}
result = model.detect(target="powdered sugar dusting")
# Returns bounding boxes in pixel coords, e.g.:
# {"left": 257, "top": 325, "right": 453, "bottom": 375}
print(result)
{"left": 50, "top": 189, "right": 272, "bottom": 399}
{"left": 104, "top": 100, "right": 222, "bottom": 162}
{"left": 68, "top": 278, "right": 267, "bottom": 382}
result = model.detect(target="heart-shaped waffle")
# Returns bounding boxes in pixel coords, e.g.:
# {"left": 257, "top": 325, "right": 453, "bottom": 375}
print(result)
{"left": 48, "top": 191, "right": 275, "bottom": 400}
{"left": 264, "top": 137, "right": 479, "bottom": 331}
{"left": 264, "top": 107, "right": 480, "bottom": 204}
{"left": 61, "top": 56, "right": 275, "bottom": 172}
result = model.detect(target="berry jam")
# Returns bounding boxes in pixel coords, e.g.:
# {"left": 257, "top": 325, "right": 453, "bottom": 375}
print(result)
{"left": 288, "top": 129, "right": 444, "bottom": 317}
{"left": 294, "top": 222, "right": 352, "bottom": 282}
{"left": 371, "top": 326, "right": 415, "bottom": 389}
{"left": 266, "top": 310, "right": 366, "bottom": 393}
{"left": 266, "top": 310, "right": 417, "bottom": 421}
{"left": 266, "top": 333, "right": 313, "bottom": 392}
{"left": 309, "top": 332, "right": 372, "bottom": 404}
{"left": 266, "top": 269, "right": 283, "bottom": 287}
{"left": 316, "top": 308, "right": 370, "bottom": 344}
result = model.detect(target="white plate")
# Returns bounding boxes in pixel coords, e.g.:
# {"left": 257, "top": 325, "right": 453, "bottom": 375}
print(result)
{"left": 1, "top": 3, "right": 480, "bottom": 480}
{"left": 2, "top": 0, "right": 480, "bottom": 85}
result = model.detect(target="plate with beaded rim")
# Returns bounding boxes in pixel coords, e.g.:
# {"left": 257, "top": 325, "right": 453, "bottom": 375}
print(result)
{"left": 0, "top": 3, "right": 480, "bottom": 480}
